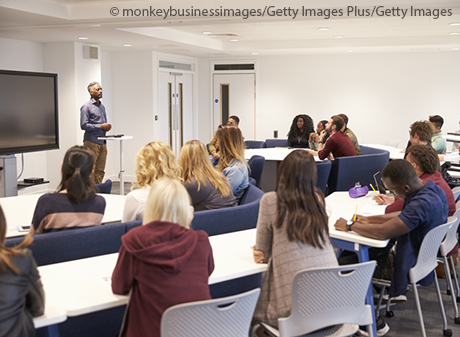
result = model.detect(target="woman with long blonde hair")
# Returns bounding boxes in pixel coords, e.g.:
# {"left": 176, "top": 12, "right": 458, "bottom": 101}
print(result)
{"left": 0, "top": 205, "right": 44, "bottom": 337}
{"left": 179, "top": 140, "right": 237, "bottom": 211}
{"left": 215, "top": 125, "right": 249, "bottom": 201}
{"left": 112, "top": 178, "right": 214, "bottom": 337}
{"left": 122, "top": 141, "right": 181, "bottom": 222}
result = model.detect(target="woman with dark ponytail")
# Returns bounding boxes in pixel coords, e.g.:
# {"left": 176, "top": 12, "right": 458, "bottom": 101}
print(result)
{"left": 0, "top": 205, "right": 44, "bottom": 337}
{"left": 30, "top": 145, "right": 106, "bottom": 234}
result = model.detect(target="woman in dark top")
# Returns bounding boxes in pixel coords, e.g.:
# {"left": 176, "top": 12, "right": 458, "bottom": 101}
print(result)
{"left": 309, "top": 120, "right": 330, "bottom": 150}
{"left": 179, "top": 140, "right": 237, "bottom": 211}
{"left": 30, "top": 145, "right": 106, "bottom": 234}
{"left": 0, "top": 205, "right": 44, "bottom": 337}
{"left": 287, "top": 114, "right": 315, "bottom": 148}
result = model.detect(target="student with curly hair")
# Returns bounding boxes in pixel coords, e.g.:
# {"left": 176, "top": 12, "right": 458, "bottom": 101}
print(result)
{"left": 179, "top": 140, "right": 237, "bottom": 211}
{"left": 122, "top": 142, "right": 181, "bottom": 222}
{"left": 287, "top": 114, "right": 315, "bottom": 148}
{"left": 30, "top": 145, "right": 106, "bottom": 234}
{"left": 0, "top": 205, "right": 44, "bottom": 337}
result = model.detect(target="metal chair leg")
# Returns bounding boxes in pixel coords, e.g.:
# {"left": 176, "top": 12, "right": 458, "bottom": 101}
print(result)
{"left": 448, "top": 256, "right": 460, "bottom": 303}
{"left": 443, "top": 256, "right": 460, "bottom": 322}
{"left": 412, "top": 283, "right": 427, "bottom": 337}
{"left": 434, "top": 272, "right": 453, "bottom": 336}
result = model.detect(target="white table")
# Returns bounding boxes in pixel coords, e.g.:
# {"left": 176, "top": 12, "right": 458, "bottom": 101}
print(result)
{"left": 38, "top": 229, "right": 265, "bottom": 317}
{"left": 36, "top": 193, "right": 386, "bottom": 335}
{"left": 2, "top": 194, "right": 126, "bottom": 238}
{"left": 99, "top": 136, "right": 133, "bottom": 195}
{"left": 244, "top": 148, "right": 321, "bottom": 191}
{"left": 33, "top": 306, "right": 67, "bottom": 334}
{"left": 362, "top": 144, "right": 404, "bottom": 160}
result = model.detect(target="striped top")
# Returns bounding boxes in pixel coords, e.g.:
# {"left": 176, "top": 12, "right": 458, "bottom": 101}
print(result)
{"left": 30, "top": 193, "right": 106, "bottom": 234}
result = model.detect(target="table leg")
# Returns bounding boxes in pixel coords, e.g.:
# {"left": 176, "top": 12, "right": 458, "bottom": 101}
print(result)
{"left": 120, "top": 139, "right": 124, "bottom": 196}
{"left": 42, "top": 324, "right": 60, "bottom": 337}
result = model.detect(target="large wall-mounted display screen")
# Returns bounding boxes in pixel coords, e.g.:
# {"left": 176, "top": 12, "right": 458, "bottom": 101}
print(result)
{"left": 0, "top": 70, "right": 59, "bottom": 155}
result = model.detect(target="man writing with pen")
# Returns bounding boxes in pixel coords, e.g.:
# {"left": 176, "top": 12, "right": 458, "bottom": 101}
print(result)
{"left": 334, "top": 159, "right": 448, "bottom": 336}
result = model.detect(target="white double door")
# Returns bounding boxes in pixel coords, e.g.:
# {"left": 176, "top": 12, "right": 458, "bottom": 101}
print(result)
{"left": 213, "top": 73, "right": 255, "bottom": 139}
{"left": 159, "top": 71, "right": 193, "bottom": 156}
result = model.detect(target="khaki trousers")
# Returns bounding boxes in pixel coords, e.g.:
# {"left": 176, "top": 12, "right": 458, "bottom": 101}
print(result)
{"left": 84, "top": 141, "right": 107, "bottom": 184}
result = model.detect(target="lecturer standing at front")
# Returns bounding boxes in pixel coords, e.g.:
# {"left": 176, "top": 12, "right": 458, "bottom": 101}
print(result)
{"left": 80, "top": 81, "right": 112, "bottom": 184}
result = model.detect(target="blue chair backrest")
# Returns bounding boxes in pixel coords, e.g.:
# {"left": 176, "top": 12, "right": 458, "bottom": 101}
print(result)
{"left": 247, "top": 155, "right": 265, "bottom": 188}
{"left": 265, "top": 139, "right": 287, "bottom": 148}
{"left": 96, "top": 179, "right": 112, "bottom": 194}
{"left": 5, "top": 223, "right": 126, "bottom": 266}
{"left": 316, "top": 160, "right": 332, "bottom": 196}
{"left": 327, "top": 151, "right": 389, "bottom": 194}
{"left": 245, "top": 140, "right": 266, "bottom": 149}
{"left": 191, "top": 184, "right": 264, "bottom": 236}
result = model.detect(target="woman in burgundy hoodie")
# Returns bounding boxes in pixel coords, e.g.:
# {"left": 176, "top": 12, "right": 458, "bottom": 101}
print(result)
{"left": 112, "top": 177, "right": 215, "bottom": 337}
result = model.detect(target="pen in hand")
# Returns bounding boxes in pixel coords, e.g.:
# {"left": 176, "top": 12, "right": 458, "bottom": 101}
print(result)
{"left": 354, "top": 205, "right": 358, "bottom": 221}
{"left": 370, "top": 183, "right": 384, "bottom": 202}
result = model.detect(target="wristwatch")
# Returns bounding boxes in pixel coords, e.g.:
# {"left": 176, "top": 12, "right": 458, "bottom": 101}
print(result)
{"left": 346, "top": 220, "right": 354, "bottom": 232}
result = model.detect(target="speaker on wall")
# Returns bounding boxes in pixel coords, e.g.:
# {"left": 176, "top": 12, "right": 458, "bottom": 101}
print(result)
{"left": 83, "top": 46, "right": 99, "bottom": 60}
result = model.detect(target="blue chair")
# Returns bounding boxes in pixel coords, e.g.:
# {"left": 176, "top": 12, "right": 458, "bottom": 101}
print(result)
{"left": 316, "top": 160, "right": 332, "bottom": 196}
{"left": 6, "top": 223, "right": 125, "bottom": 266}
{"left": 245, "top": 140, "right": 266, "bottom": 149}
{"left": 265, "top": 139, "right": 287, "bottom": 148}
{"left": 191, "top": 184, "right": 264, "bottom": 236}
{"left": 96, "top": 179, "right": 112, "bottom": 194}
{"left": 248, "top": 155, "right": 265, "bottom": 188}
{"left": 327, "top": 149, "right": 389, "bottom": 194}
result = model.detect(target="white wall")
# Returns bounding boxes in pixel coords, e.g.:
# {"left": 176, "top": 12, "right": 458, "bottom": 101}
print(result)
{"left": 110, "top": 51, "right": 155, "bottom": 182}
{"left": 255, "top": 52, "right": 460, "bottom": 147}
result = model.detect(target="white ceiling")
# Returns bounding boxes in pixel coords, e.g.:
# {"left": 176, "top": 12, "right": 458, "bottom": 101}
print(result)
{"left": 0, "top": 0, "right": 459, "bottom": 56}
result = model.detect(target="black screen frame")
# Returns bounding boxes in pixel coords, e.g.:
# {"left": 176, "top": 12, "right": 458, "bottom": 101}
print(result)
{"left": 0, "top": 69, "right": 59, "bottom": 156}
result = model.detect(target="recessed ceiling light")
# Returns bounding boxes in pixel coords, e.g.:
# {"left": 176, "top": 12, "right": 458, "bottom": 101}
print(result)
{"left": 334, "top": 35, "right": 344, "bottom": 39}
{"left": 318, "top": 27, "right": 329, "bottom": 31}
{"left": 123, "top": 44, "right": 132, "bottom": 47}
{"left": 251, "top": 52, "right": 258, "bottom": 55}
{"left": 449, "top": 32, "right": 460, "bottom": 35}
{"left": 346, "top": 50, "right": 353, "bottom": 53}
{"left": 449, "top": 23, "right": 460, "bottom": 26}
{"left": 452, "top": 47, "right": 460, "bottom": 51}
{"left": 230, "top": 39, "right": 239, "bottom": 42}
{"left": 78, "top": 37, "right": 88, "bottom": 40}
{"left": 202, "top": 31, "right": 212, "bottom": 35}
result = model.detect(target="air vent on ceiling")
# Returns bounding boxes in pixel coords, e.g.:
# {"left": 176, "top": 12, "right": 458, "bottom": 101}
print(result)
{"left": 214, "top": 64, "right": 255, "bottom": 71}
{"left": 159, "top": 61, "right": 193, "bottom": 71}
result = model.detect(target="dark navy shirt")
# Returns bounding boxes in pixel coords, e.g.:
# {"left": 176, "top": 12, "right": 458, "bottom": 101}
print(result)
{"left": 390, "top": 180, "right": 448, "bottom": 296}
{"left": 80, "top": 98, "right": 107, "bottom": 145}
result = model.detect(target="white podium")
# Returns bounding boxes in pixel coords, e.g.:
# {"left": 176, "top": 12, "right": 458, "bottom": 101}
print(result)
{"left": 98, "top": 136, "right": 133, "bottom": 195}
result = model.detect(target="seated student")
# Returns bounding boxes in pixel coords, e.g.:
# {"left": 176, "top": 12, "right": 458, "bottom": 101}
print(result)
{"left": 252, "top": 150, "right": 338, "bottom": 329}
{"left": 112, "top": 178, "right": 214, "bottom": 337}
{"left": 338, "top": 113, "right": 362, "bottom": 155}
{"left": 30, "top": 146, "right": 106, "bottom": 234}
{"left": 335, "top": 159, "right": 449, "bottom": 336}
{"left": 308, "top": 115, "right": 357, "bottom": 160}
{"left": 402, "top": 120, "right": 434, "bottom": 159}
{"left": 0, "top": 205, "right": 44, "bottom": 337}
{"left": 122, "top": 141, "right": 181, "bottom": 222}
{"left": 375, "top": 145, "right": 455, "bottom": 216}
{"left": 208, "top": 115, "right": 242, "bottom": 166}
{"left": 308, "top": 119, "right": 329, "bottom": 150}
{"left": 216, "top": 125, "right": 249, "bottom": 201}
{"left": 287, "top": 114, "right": 315, "bottom": 148}
{"left": 179, "top": 140, "right": 237, "bottom": 211}
{"left": 429, "top": 115, "right": 447, "bottom": 154}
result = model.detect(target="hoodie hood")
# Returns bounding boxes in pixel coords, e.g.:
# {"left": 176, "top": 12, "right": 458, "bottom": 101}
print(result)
{"left": 121, "top": 220, "right": 199, "bottom": 274}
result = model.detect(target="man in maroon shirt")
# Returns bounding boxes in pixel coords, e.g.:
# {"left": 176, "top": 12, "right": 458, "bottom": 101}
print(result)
{"left": 308, "top": 115, "right": 357, "bottom": 160}
{"left": 375, "top": 144, "right": 455, "bottom": 216}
